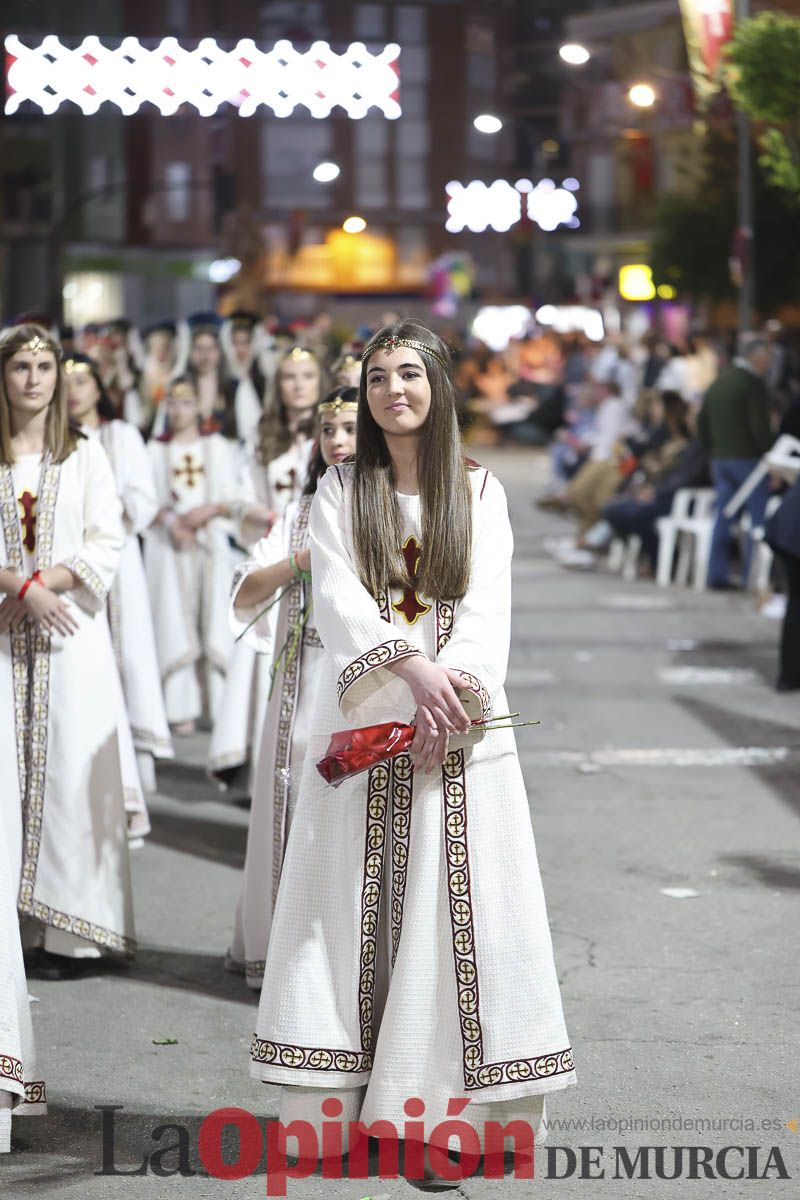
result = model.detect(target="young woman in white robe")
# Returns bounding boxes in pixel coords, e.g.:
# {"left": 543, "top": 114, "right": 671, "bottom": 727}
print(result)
{"left": 0, "top": 324, "right": 136, "bottom": 980}
{"left": 1, "top": 822, "right": 45, "bottom": 1152}
{"left": 207, "top": 348, "right": 323, "bottom": 783}
{"left": 227, "top": 388, "right": 357, "bottom": 987}
{"left": 250, "top": 321, "right": 574, "bottom": 1172}
{"left": 143, "top": 377, "right": 246, "bottom": 733}
{"left": 65, "top": 353, "right": 173, "bottom": 826}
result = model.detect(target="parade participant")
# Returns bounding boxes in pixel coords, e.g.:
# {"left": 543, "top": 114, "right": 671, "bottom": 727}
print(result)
{"left": 332, "top": 343, "right": 364, "bottom": 389}
{"left": 65, "top": 353, "right": 173, "bottom": 820}
{"left": 1, "top": 820, "right": 46, "bottom": 1153}
{"left": 0, "top": 325, "right": 135, "bottom": 979}
{"left": 101, "top": 318, "right": 141, "bottom": 422}
{"left": 220, "top": 309, "right": 268, "bottom": 441}
{"left": 227, "top": 387, "right": 357, "bottom": 987}
{"left": 130, "top": 319, "right": 189, "bottom": 435}
{"left": 207, "top": 347, "right": 323, "bottom": 782}
{"left": 1, "top": 818, "right": 46, "bottom": 1153}
{"left": 250, "top": 320, "right": 575, "bottom": 1170}
{"left": 144, "top": 376, "right": 244, "bottom": 734}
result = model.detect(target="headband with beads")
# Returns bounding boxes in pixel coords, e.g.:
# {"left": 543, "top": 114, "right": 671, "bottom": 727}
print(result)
{"left": 13, "top": 333, "right": 61, "bottom": 358}
{"left": 362, "top": 333, "right": 448, "bottom": 371}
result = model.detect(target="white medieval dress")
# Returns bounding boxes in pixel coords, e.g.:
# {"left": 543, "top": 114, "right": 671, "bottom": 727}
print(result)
{"left": 207, "top": 438, "right": 313, "bottom": 781}
{"left": 89, "top": 420, "right": 173, "bottom": 820}
{"left": 0, "top": 820, "right": 46, "bottom": 1153}
{"left": 250, "top": 463, "right": 575, "bottom": 1137}
{"left": 0, "top": 437, "right": 136, "bottom": 960}
{"left": 144, "top": 433, "right": 243, "bottom": 726}
{"left": 227, "top": 493, "right": 325, "bottom": 987}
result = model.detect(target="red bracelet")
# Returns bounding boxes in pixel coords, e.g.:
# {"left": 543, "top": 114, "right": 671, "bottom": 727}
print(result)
{"left": 17, "top": 570, "right": 42, "bottom": 601}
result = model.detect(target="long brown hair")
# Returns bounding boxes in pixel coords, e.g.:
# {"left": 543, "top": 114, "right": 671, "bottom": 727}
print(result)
{"left": 353, "top": 319, "right": 472, "bottom": 601}
{"left": 255, "top": 347, "right": 324, "bottom": 465}
{"left": 0, "top": 324, "right": 77, "bottom": 465}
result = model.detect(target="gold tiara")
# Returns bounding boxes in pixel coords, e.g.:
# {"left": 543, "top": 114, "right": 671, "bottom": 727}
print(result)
{"left": 64, "top": 359, "right": 93, "bottom": 375}
{"left": 284, "top": 346, "right": 314, "bottom": 363}
{"left": 336, "top": 354, "right": 360, "bottom": 370}
{"left": 318, "top": 397, "right": 359, "bottom": 415}
{"left": 19, "top": 333, "right": 59, "bottom": 357}
{"left": 362, "top": 334, "right": 448, "bottom": 370}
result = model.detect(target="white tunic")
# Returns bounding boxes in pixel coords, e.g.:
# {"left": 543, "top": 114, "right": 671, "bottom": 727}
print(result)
{"left": 144, "top": 434, "right": 244, "bottom": 725}
{"left": 251, "top": 464, "right": 575, "bottom": 1131}
{"left": 227, "top": 496, "right": 325, "bottom": 986}
{"left": 207, "top": 439, "right": 313, "bottom": 779}
{"left": 0, "top": 437, "right": 135, "bottom": 957}
{"left": 93, "top": 421, "right": 172, "bottom": 761}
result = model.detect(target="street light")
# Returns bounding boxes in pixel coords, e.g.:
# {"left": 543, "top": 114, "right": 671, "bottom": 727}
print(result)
{"left": 342, "top": 215, "right": 367, "bottom": 233}
{"left": 473, "top": 113, "right": 503, "bottom": 135}
{"left": 628, "top": 83, "right": 656, "bottom": 108}
{"left": 312, "top": 161, "right": 341, "bottom": 182}
{"left": 559, "top": 43, "right": 590, "bottom": 66}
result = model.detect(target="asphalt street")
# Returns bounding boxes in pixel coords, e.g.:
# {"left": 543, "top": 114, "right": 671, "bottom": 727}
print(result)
{"left": 6, "top": 447, "right": 799, "bottom": 1199}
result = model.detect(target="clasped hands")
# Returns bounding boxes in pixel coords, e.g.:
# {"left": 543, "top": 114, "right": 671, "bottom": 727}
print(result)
{"left": 0, "top": 574, "right": 78, "bottom": 637}
{"left": 391, "top": 656, "right": 472, "bottom": 774}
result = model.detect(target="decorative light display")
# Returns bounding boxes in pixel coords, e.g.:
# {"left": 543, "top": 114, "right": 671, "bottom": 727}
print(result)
{"left": 525, "top": 179, "right": 578, "bottom": 232}
{"left": 446, "top": 179, "right": 578, "bottom": 234}
{"left": 445, "top": 180, "right": 521, "bottom": 233}
{"left": 535, "top": 305, "right": 605, "bottom": 341}
{"left": 619, "top": 264, "right": 656, "bottom": 301}
{"left": 4, "top": 34, "right": 401, "bottom": 118}
{"left": 471, "top": 306, "right": 533, "bottom": 351}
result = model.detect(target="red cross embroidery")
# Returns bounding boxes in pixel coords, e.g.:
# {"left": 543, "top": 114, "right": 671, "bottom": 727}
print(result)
{"left": 18, "top": 490, "right": 37, "bottom": 553}
{"left": 274, "top": 468, "right": 297, "bottom": 494}
{"left": 172, "top": 453, "right": 204, "bottom": 489}
{"left": 392, "top": 535, "right": 432, "bottom": 625}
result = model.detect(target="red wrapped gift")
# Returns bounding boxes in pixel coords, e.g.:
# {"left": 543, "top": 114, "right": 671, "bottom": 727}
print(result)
{"left": 316, "top": 721, "right": 415, "bottom": 787}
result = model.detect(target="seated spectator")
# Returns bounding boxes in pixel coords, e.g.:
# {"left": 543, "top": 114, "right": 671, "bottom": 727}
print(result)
{"left": 602, "top": 439, "right": 709, "bottom": 571}
{"left": 538, "top": 379, "right": 632, "bottom": 512}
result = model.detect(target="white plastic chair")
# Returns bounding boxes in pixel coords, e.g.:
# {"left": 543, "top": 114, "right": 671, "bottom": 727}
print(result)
{"left": 655, "top": 488, "right": 716, "bottom": 588}
{"left": 748, "top": 495, "right": 782, "bottom": 592}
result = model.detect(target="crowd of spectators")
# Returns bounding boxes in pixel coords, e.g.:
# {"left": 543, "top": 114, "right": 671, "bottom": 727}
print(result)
{"left": 454, "top": 323, "right": 800, "bottom": 690}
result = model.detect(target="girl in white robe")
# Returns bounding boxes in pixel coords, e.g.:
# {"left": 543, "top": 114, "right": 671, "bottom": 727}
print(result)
{"left": 65, "top": 353, "right": 173, "bottom": 825}
{"left": 207, "top": 348, "right": 324, "bottom": 783}
{"left": 143, "top": 377, "right": 246, "bottom": 732}
{"left": 1, "top": 822, "right": 45, "bottom": 1152}
{"left": 227, "top": 388, "right": 358, "bottom": 987}
{"left": 0, "top": 325, "right": 135, "bottom": 977}
{"left": 250, "top": 321, "right": 574, "bottom": 1174}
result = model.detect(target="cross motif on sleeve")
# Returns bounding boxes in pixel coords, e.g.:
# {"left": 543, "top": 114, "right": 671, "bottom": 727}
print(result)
{"left": 172, "top": 453, "right": 204, "bottom": 489}
{"left": 17, "top": 490, "right": 37, "bottom": 553}
{"left": 392, "top": 535, "right": 432, "bottom": 625}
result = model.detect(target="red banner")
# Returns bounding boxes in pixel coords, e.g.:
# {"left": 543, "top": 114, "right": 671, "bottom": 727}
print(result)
{"left": 679, "top": 0, "right": 735, "bottom": 106}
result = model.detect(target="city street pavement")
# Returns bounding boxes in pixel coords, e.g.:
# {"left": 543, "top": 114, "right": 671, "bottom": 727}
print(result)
{"left": 7, "top": 447, "right": 800, "bottom": 1198}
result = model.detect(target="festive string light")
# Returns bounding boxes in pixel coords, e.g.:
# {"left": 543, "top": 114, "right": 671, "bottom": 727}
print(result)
{"left": 4, "top": 34, "right": 402, "bottom": 118}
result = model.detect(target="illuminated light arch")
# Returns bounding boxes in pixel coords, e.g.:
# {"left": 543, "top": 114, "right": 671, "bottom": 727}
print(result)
{"left": 4, "top": 34, "right": 401, "bottom": 118}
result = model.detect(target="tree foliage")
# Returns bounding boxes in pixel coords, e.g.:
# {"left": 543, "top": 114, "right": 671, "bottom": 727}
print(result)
{"left": 650, "top": 130, "right": 800, "bottom": 315}
{"left": 725, "top": 12, "right": 800, "bottom": 200}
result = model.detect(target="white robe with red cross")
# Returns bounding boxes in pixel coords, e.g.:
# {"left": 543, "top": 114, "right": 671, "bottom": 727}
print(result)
{"left": 250, "top": 462, "right": 575, "bottom": 1135}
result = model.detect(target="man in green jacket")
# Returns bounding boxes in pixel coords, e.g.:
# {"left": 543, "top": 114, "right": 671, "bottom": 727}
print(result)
{"left": 697, "top": 338, "right": 775, "bottom": 588}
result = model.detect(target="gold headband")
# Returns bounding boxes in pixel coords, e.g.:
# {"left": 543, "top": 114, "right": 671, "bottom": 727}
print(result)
{"left": 318, "top": 398, "right": 359, "bottom": 415}
{"left": 64, "top": 359, "right": 93, "bottom": 375}
{"left": 337, "top": 354, "right": 360, "bottom": 370}
{"left": 18, "top": 333, "right": 59, "bottom": 357}
{"left": 169, "top": 381, "right": 195, "bottom": 398}
{"left": 362, "top": 334, "right": 448, "bottom": 370}
{"left": 284, "top": 346, "right": 314, "bottom": 363}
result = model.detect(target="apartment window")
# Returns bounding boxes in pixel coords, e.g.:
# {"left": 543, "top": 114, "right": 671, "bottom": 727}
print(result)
{"left": 355, "top": 4, "right": 385, "bottom": 38}
{"left": 396, "top": 159, "right": 427, "bottom": 210}
{"left": 165, "top": 162, "right": 191, "bottom": 221}
{"left": 355, "top": 117, "right": 389, "bottom": 207}
{"left": 262, "top": 121, "right": 331, "bottom": 207}
{"left": 394, "top": 5, "right": 425, "bottom": 42}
